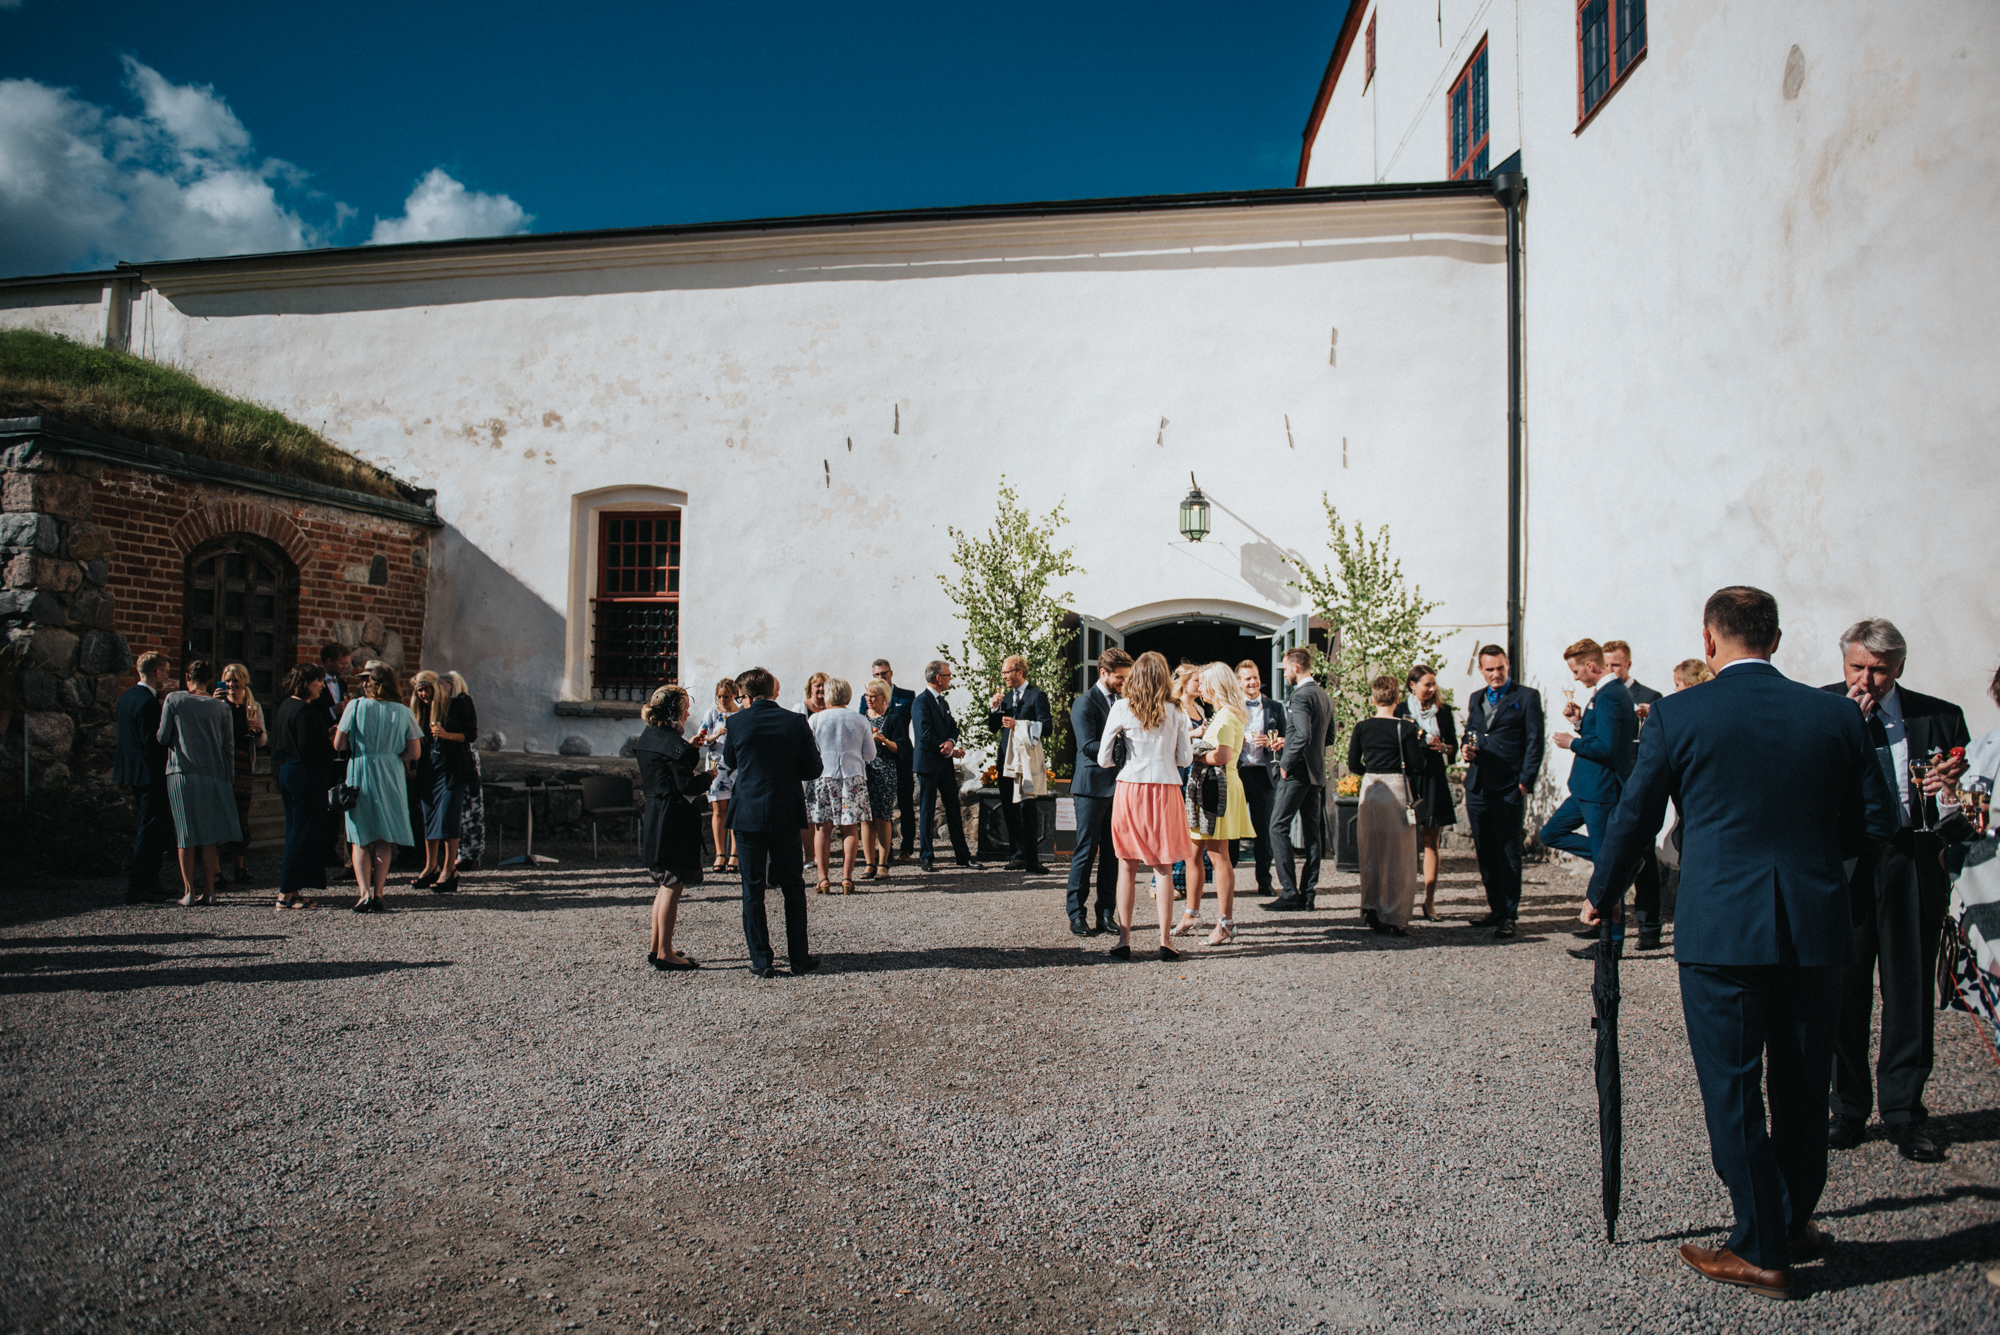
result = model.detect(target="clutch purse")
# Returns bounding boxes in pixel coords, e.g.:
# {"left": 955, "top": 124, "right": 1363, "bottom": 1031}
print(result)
{"left": 328, "top": 782, "right": 360, "bottom": 813}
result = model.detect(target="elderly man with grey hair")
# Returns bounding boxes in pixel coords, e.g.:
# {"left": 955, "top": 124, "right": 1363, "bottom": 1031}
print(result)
{"left": 1821, "top": 617, "right": 1970, "bottom": 1163}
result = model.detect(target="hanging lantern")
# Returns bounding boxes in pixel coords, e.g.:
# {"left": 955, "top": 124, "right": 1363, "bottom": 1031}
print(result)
{"left": 1178, "top": 472, "right": 1211, "bottom": 543}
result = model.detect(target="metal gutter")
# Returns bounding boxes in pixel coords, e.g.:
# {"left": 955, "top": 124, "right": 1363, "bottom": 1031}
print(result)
{"left": 0, "top": 417, "right": 442, "bottom": 528}
{"left": 0, "top": 269, "right": 121, "bottom": 290}
{"left": 1492, "top": 171, "right": 1528, "bottom": 668}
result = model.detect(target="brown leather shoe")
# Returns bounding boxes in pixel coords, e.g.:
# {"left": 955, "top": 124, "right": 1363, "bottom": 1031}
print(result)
{"left": 1678, "top": 1244, "right": 1793, "bottom": 1299}
{"left": 1788, "top": 1220, "right": 1832, "bottom": 1264}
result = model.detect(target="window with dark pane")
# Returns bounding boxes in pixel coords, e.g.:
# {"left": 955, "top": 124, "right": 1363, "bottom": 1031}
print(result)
{"left": 182, "top": 535, "right": 298, "bottom": 700}
{"left": 1578, "top": 0, "right": 1643, "bottom": 124}
{"left": 1448, "top": 41, "right": 1490, "bottom": 181}
{"left": 592, "top": 510, "right": 682, "bottom": 700}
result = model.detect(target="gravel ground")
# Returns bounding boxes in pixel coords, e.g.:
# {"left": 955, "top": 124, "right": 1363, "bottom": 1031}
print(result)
{"left": 2, "top": 846, "right": 1997, "bottom": 1334}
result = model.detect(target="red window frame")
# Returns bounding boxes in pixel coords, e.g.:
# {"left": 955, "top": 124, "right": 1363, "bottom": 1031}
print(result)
{"left": 1364, "top": 11, "right": 1376, "bottom": 90}
{"left": 1446, "top": 39, "right": 1490, "bottom": 182}
{"left": 1576, "top": 0, "right": 1647, "bottom": 132}
{"left": 591, "top": 510, "right": 681, "bottom": 698}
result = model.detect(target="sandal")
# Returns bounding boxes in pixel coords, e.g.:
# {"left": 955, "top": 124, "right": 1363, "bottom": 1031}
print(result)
{"left": 723, "top": 857, "right": 738, "bottom": 873}
{"left": 841, "top": 879, "right": 855, "bottom": 895}
{"left": 814, "top": 880, "right": 831, "bottom": 895}
{"left": 711, "top": 856, "right": 728, "bottom": 874}
{"left": 1206, "top": 917, "right": 1236, "bottom": 946}
{"left": 1170, "top": 911, "right": 1202, "bottom": 937}
{"left": 274, "top": 896, "right": 316, "bottom": 911}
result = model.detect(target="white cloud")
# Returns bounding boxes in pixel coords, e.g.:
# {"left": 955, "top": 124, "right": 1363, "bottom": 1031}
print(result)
{"left": 369, "top": 168, "right": 532, "bottom": 246}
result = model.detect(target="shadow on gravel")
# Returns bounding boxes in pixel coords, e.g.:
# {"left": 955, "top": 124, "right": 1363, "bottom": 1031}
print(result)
{"left": 397, "top": 891, "right": 648, "bottom": 912}
{"left": 0, "top": 948, "right": 273, "bottom": 973}
{"left": 819, "top": 946, "right": 1114, "bottom": 973}
{"left": 1806, "top": 1218, "right": 2000, "bottom": 1295}
{"left": 1634, "top": 1184, "right": 2000, "bottom": 1248}
{"left": 0, "top": 958, "right": 453, "bottom": 995}
{"left": 0, "top": 932, "right": 287, "bottom": 949}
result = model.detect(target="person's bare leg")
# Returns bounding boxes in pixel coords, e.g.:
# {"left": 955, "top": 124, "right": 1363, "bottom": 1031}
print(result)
{"left": 176, "top": 848, "right": 199, "bottom": 904}
{"left": 650, "top": 881, "right": 689, "bottom": 963}
{"left": 1203, "top": 841, "right": 1235, "bottom": 942}
{"left": 839, "top": 827, "right": 859, "bottom": 884}
{"left": 1185, "top": 851, "right": 1206, "bottom": 919}
{"left": 1151, "top": 862, "right": 1177, "bottom": 948}
{"left": 1115, "top": 860, "right": 1138, "bottom": 948}
{"left": 201, "top": 846, "right": 219, "bottom": 898}
{"left": 351, "top": 842, "right": 370, "bottom": 904}
{"left": 1420, "top": 829, "right": 1440, "bottom": 918}
{"left": 369, "top": 842, "right": 391, "bottom": 900}
{"left": 441, "top": 838, "right": 459, "bottom": 878}
{"left": 711, "top": 800, "right": 730, "bottom": 867}
{"left": 812, "top": 826, "right": 832, "bottom": 887}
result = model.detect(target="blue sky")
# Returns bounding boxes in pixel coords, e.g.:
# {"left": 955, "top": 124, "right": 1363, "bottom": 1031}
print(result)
{"left": 0, "top": 1, "right": 1351, "bottom": 275}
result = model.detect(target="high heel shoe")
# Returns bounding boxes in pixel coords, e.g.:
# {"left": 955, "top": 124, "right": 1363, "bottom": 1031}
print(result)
{"left": 813, "top": 880, "right": 831, "bottom": 895}
{"left": 840, "top": 879, "right": 855, "bottom": 895}
{"left": 431, "top": 876, "right": 459, "bottom": 894}
{"left": 1206, "top": 918, "right": 1236, "bottom": 946}
{"left": 411, "top": 869, "right": 440, "bottom": 889}
{"left": 1170, "top": 911, "right": 1202, "bottom": 937}
{"left": 1158, "top": 944, "right": 1181, "bottom": 962}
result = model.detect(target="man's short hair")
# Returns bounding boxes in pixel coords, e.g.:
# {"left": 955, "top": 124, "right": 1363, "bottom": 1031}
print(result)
{"left": 872, "top": 658, "right": 892, "bottom": 672}
{"left": 736, "top": 666, "right": 777, "bottom": 700}
{"left": 1601, "top": 640, "right": 1632, "bottom": 658}
{"left": 1703, "top": 586, "right": 1781, "bottom": 650}
{"left": 1838, "top": 618, "right": 1907, "bottom": 667}
{"left": 135, "top": 651, "right": 169, "bottom": 678}
{"left": 1236, "top": 659, "right": 1260, "bottom": 676}
{"left": 1097, "top": 646, "right": 1133, "bottom": 675}
{"left": 319, "top": 642, "right": 350, "bottom": 665}
{"left": 1478, "top": 644, "right": 1508, "bottom": 663}
{"left": 1370, "top": 674, "right": 1401, "bottom": 706}
{"left": 923, "top": 659, "right": 949, "bottom": 685}
{"left": 1001, "top": 654, "right": 1028, "bottom": 675}
{"left": 1563, "top": 638, "right": 1606, "bottom": 666}
{"left": 1282, "top": 646, "right": 1313, "bottom": 673}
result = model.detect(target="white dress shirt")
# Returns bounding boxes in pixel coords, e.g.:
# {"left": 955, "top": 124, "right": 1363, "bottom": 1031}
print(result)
{"left": 1099, "top": 700, "right": 1193, "bottom": 785}
{"left": 809, "top": 707, "right": 878, "bottom": 779}
{"left": 1875, "top": 686, "right": 1912, "bottom": 827}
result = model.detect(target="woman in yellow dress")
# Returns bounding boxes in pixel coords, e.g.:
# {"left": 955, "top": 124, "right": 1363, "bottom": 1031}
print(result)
{"left": 1174, "top": 660, "right": 1257, "bottom": 944}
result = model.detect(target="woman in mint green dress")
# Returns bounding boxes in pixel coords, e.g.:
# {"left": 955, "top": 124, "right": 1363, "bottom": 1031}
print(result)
{"left": 335, "top": 663, "right": 422, "bottom": 913}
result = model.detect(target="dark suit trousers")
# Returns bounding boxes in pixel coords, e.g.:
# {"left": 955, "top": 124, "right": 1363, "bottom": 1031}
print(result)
{"left": 277, "top": 760, "right": 330, "bottom": 896}
{"left": 1269, "top": 777, "right": 1323, "bottom": 899}
{"left": 1680, "top": 962, "right": 1840, "bottom": 1272}
{"left": 1066, "top": 792, "right": 1117, "bottom": 922}
{"left": 1232, "top": 765, "right": 1275, "bottom": 889}
{"left": 735, "top": 830, "right": 810, "bottom": 972}
{"left": 917, "top": 773, "right": 971, "bottom": 863}
{"left": 1832, "top": 832, "right": 1950, "bottom": 1123}
{"left": 125, "top": 782, "right": 174, "bottom": 894}
{"left": 996, "top": 777, "right": 1040, "bottom": 865}
{"left": 1466, "top": 788, "right": 1524, "bottom": 919}
{"left": 894, "top": 759, "right": 916, "bottom": 856}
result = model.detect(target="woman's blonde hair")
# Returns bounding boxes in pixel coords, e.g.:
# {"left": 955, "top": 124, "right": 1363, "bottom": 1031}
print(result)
{"left": 825, "top": 677, "right": 854, "bottom": 708}
{"left": 714, "top": 676, "right": 740, "bottom": 707}
{"left": 1672, "top": 658, "right": 1714, "bottom": 689}
{"left": 1124, "top": 651, "right": 1171, "bottom": 730}
{"left": 804, "top": 671, "right": 828, "bottom": 709}
{"left": 863, "top": 679, "right": 889, "bottom": 705}
{"left": 410, "top": 669, "right": 455, "bottom": 730}
{"left": 220, "top": 662, "right": 262, "bottom": 725}
{"left": 1197, "top": 661, "right": 1247, "bottom": 730}
{"left": 644, "top": 684, "right": 690, "bottom": 729}
{"left": 446, "top": 670, "right": 472, "bottom": 699}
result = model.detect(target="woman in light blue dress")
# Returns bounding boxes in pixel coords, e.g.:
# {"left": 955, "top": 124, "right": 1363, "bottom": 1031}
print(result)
{"left": 335, "top": 663, "right": 422, "bottom": 913}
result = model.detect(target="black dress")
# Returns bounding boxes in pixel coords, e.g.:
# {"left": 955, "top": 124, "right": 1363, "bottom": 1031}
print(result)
{"left": 633, "top": 724, "right": 709, "bottom": 885}
{"left": 1391, "top": 701, "right": 1459, "bottom": 828}
{"left": 414, "top": 695, "right": 479, "bottom": 840}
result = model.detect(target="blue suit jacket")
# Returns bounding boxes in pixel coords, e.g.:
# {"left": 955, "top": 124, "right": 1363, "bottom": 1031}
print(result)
{"left": 857, "top": 685, "right": 917, "bottom": 769}
{"left": 1070, "top": 683, "right": 1120, "bottom": 798}
{"left": 1465, "top": 682, "right": 1545, "bottom": 795}
{"left": 986, "top": 683, "right": 1053, "bottom": 768}
{"left": 1586, "top": 661, "right": 1899, "bottom": 967}
{"left": 1564, "top": 675, "right": 1636, "bottom": 804}
{"left": 721, "top": 699, "right": 822, "bottom": 833}
{"left": 911, "top": 689, "right": 960, "bottom": 778}
{"left": 113, "top": 683, "right": 167, "bottom": 787}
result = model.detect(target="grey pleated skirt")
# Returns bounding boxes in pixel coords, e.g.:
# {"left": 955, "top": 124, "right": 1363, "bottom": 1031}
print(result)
{"left": 168, "top": 773, "right": 244, "bottom": 849}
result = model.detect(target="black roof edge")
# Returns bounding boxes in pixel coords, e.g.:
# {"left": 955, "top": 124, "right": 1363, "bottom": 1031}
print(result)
{"left": 103, "top": 179, "right": 1496, "bottom": 278}
{"left": 0, "top": 416, "right": 442, "bottom": 529}
{"left": 0, "top": 268, "right": 122, "bottom": 290}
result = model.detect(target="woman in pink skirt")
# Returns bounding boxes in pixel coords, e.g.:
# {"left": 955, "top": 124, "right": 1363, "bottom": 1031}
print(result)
{"left": 1098, "top": 650, "right": 1194, "bottom": 960}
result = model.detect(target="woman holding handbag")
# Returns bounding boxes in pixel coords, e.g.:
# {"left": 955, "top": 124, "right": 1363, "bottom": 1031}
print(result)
{"left": 633, "top": 684, "right": 710, "bottom": 971}
{"left": 335, "top": 664, "right": 422, "bottom": 913}
{"left": 1349, "top": 674, "right": 1431, "bottom": 935}
{"left": 1173, "top": 661, "right": 1256, "bottom": 944}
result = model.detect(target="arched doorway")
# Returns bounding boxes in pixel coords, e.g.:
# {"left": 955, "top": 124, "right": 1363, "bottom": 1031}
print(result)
{"left": 183, "top": 534, "right": 299, "bottom": 699}
{"left": 1121, "top": 617, "right": 1276, "bottom": 682}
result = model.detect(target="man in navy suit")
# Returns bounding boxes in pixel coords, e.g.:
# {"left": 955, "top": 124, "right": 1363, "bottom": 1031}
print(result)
{"left": 113, "top": 652, "right": 175, "bottom": 903}
{"left": 1540, "top": 638, "right": 1637, "bottom": 956}
{"left": 1233, "top": 660, "right": 1287, "bottom": 894}
{"left": 722, "top": 666, "right": 824, "bottom": 978}
{"left": 1462, "top": 645, "right": 1544, "bottom": 939}
{"left": 912, "top": 660, "right": 979, "bottom": 871}
{"left": 1586, "top": 587, "right": 1897, "bottom": 1298}
{"left": 986, "top": 654, "right": 1054, "bottom": 874}
{"left": 1066, "top": 646, "right": 1132, "bottom": 935}
{"left": 1601, "top": 640, "right": 1667, "bottom": 948}
{"left": 1821, "top": 618, "right": 1971, "bottom": 1163}
{"left": 862, "top": 659, "right": 919, "bottom": 860}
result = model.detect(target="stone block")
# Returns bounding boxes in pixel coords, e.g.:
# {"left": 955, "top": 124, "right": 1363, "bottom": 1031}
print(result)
{"left": 5, "top": 554, "right": 80, "bottom": 594}
{"left": 82, "top": 558, "right": 108, "bottom": 587}
{"left": 19, "top": 668, "right": 57, "bottom": 711}
{"left": 382, "top": 630, "right": 404, "bottom": 671}
{"left": 0, "top": 513, "right": 60, "bottom": 555}
{"left": 0, "top": 444, "right": 57, "bottom": 472}
{"left": 362, "top": 614, "right": 386, "bottom": 650}
{"left": 58, "top": 675, "right": 93, "bottom": 713}
{"left": 28, "top": 591, "right": 66, "bottom": 627}
{"left": 63, "top": 523, "right": 114, "bottom": 561}
{"left": 93, "top": 674, "right": 121, "bottom": 706}
{"left": 2, "top": 472, "right": 90, "bottom": 519}
{"left": 0, "top": 590, "right": 34, "bottom": 622}
{"left": 25, "top": 711, "right": 74, "bottom": 759}
{"left": 333, "top": 619, "right": 363, "bottom": 651}
{"left": 78, "top": 630, "right": 131, "bottom": 675}
{"left": 68, "top": 586, "right": 114, "bottom": 630}
{"left": 23, "top": 627, "right": 78, "bottom": 675}
{"left": 558, "top": 735, "right": 593, "bottom": 756}
{"left": 37, "top": 761, "right": 72, "bottom": 787}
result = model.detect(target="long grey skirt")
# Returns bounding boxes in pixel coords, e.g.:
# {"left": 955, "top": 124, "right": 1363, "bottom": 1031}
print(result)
{"left": 1357, "top": 773, "right": 1418, "bottom": 930}
{"left": 168, "top": 773, "right": 243, "bottom": 849}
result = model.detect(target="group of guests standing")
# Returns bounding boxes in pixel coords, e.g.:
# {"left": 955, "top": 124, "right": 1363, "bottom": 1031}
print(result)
{"left": 114, "top": 642, "right": 482, "bottom": 913}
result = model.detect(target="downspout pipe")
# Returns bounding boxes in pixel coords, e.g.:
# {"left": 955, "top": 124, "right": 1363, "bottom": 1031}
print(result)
{"left": 1492, "top": 170, "right": 1527, "bottom": 670}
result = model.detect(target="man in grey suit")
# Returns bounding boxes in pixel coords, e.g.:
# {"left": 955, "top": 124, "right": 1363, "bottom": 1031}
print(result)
{"left": 1265, "top": 646, "right": 1333, "bottom": 911}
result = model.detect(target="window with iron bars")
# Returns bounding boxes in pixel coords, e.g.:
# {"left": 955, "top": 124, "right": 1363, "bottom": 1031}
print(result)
{"left": 1579, "top": 0, "right": 1646, "bottom": 126}
{"left": 1448, "top": 40, "right": 1489, "bottom": 181}
{"left": 591, "top": 511, "right": 680, "bottom": 700}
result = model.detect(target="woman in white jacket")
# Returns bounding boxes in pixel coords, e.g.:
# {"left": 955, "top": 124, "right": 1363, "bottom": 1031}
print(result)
{"left": 807, "top": 678, "right": 877, "bottom": 893}
{"left": 1097, "top": 650, "right": 1194, "bottom": 960}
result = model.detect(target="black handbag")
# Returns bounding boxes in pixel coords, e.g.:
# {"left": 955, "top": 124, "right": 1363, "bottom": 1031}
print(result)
{"left": 329, "top": 781, "right": 360, "bottom": 813}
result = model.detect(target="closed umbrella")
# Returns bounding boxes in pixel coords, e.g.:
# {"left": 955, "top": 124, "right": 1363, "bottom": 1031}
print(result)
{"left": 1591, "top": 918, "right": 1624, "bottom": 1242}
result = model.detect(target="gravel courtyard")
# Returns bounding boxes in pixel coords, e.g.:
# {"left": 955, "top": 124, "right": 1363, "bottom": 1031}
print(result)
{"left": 3, "top": 849, "right": 1996, "bottom": 1334}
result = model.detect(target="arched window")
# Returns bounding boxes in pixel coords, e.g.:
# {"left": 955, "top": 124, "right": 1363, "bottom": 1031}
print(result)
{"left": 183, "top": 534, "right": 299, "bottom": 699}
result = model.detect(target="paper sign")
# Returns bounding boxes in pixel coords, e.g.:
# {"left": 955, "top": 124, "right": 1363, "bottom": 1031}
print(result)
{"left": 1054, "top": 797, "right": 1076, "bottom": 832}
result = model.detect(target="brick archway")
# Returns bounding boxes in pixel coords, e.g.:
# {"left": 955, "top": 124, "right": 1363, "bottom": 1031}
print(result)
{"left": 168, "top": 501, "right": 312, "bottom": 571}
